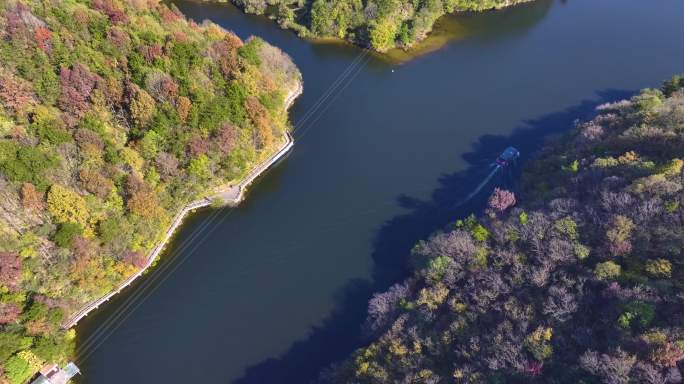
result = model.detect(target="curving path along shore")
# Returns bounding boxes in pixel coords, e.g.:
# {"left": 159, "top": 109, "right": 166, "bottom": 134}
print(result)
{"left": 62, "top": 81, "right": 302, "bottom": 329}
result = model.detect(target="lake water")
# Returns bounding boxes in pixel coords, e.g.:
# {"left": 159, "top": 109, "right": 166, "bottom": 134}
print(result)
{"left": 74, "top": 0, "right": 684, "bottom": 382}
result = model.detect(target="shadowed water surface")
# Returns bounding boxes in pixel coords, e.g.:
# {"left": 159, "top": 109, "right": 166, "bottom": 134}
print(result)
{"left": 75, "top": 0, "right": 684, "bottom": 382}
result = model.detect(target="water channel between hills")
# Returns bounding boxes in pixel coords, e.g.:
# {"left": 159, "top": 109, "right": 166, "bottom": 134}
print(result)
{"left": 75, "top": 0, "right": 684, "bottom": 382}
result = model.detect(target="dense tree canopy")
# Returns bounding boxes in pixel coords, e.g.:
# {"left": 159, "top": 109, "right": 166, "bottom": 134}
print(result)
{"left": 228, "top": 0, "right": 532, "bottom": 51}
{"left": 323, "top": 76, "right": 684, "bottom": 383}
{"left": 0, "top": 0, "right": 300, "bottom": 382}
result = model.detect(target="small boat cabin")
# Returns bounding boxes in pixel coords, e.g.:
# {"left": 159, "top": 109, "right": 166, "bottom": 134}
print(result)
{"left": 31, "top": 362, "right": 80, "bottom": 384}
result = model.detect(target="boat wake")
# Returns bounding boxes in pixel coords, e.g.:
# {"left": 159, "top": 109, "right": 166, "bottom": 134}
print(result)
{"left": 461, "top": 164, "right": 502, "bottom": 204}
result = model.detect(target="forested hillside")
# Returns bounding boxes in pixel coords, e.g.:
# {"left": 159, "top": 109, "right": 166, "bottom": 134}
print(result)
{"left": 0, "top": 0, "right": 300, "bottom": 382}
{"left": 228, "top": 0, "right": 531, "bottom": 52}
{"left": 324, "top": 75, "right": 684, "bottom": 383}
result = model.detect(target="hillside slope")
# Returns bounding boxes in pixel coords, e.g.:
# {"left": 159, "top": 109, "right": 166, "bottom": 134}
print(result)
{"left": 324, "top": 75, "right": 684, "bottom": 383}
{"left": 0, "top": 0, "right": 300, "bottom": 382}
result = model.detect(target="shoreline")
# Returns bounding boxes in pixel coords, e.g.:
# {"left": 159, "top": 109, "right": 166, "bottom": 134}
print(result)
{"left": 188, "top": 0, "right": 534, "bottom": 60}
{"left": 197, "top": 0, "right": 534, "bottom": 61}
{"left": 62, "top": 81, "right": 303, "bottom": 329}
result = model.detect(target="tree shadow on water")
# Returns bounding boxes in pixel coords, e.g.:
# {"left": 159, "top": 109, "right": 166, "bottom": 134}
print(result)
{"left": 232, "top": 89, "right": 634, "bottom": 384}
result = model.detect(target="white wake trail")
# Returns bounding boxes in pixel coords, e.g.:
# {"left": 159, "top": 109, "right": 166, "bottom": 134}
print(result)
{"left": 456, "top": 165, "right": 501, "bottom": 207}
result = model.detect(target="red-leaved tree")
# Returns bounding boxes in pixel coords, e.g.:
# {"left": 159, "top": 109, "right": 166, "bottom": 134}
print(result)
{"left": 21, "top": 183, "right": 46, "bottom": 210}
{"left": 155, "top": 152, "right": 180, "bottom": 180}
{"left": 0, "top": 70, "right": 36, "bottom": 113}
{"left": 0, "top": 303, "right": 21, "bottom": 324}
{"left": 215, "top": 123, "right": 238, "bottom": 154}
{"left": 140, "top": 43, "right": 163, "bottom": 63}
{"left": 0, "top": 252, "right": 22, "bottom": 291}
{"left": 187, "top": 134, "right": 211, "bottom": 156}
{"left": 34, "top": 27, "right": 52, "bottom": 52}
{"left": 59, "top": 63, "right": 99, "bottom": 119}
{"left": 650, "top": 342, "right": 684, "bottom": 368}
{"left": 107, "top": 27, "right": 130, "bottom": 50}
{"left": 488, "top": 188, "right": 516, "bottom": 212}
{"left": 124, "top": 251, "right": 147, "bottom": 269}
{"left": 92, "top": 0, "right": 129, "bottom": 24}
{"left": 6, "top": 3, "right": 45, "bottom": 43}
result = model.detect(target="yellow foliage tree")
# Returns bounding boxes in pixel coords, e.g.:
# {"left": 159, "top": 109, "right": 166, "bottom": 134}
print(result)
{"left": 416, "top": 283, "right": 449, "bottom": 310}
{"left": 120, "top": 147, "right": 144, "bottom": 174}
{"left": 47, "top": 184, "right": 89, "bottom": 225}
{"left": 18, "top": 350, "right": 43, "bottom": 374}
{"left": 525, "top": 326, "right": 553, "bottom": 360}
{"left": 130, "top": 88, "right": 156, "bottom": 127}
{"left": 660, "top": 158, "right": 684, "bottom": 176}
{"left": 127, "top": 190, "right": 161, "bottom": 219}
{"left": 176, "top": 96, "right": 191, "bottom": 122}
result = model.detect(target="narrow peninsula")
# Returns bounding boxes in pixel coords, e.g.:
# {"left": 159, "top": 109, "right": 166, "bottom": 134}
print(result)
{"left": 220, "top": 0, "right": 533, "bottom": 51}
{"left": 0, "top": 1, "right": 301, "bottom": 382}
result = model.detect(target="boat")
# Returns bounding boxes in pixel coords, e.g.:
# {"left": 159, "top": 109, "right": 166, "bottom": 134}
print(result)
{"left": 495, "top": 147, "right": 520, "bottom": 166}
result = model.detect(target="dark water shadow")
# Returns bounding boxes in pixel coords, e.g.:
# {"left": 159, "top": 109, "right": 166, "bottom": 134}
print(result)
{"left": 232, "top": 89, "right": 634, "bottom": 384}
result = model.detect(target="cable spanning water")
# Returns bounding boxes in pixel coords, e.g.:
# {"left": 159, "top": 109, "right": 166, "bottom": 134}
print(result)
{"left": 74, "top": 47, "right": 372, "bottom": 363}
